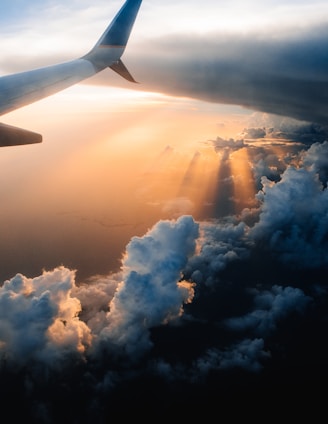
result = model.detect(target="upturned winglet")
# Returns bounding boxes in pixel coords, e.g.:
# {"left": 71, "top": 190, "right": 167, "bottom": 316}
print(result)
{"left": 0, "top": 0, "right": 143, "bottom": 146}
{"left": 83, "top": 0, "right": 142, "bottom": 80}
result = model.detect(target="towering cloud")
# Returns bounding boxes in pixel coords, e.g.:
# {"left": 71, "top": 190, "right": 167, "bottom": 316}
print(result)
{"left": 91, "top": 215, "right": 199, "bottom": 359}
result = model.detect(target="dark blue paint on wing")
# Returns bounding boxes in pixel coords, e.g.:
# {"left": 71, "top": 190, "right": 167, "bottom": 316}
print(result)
{"left": 98, "top": 0, "right": 142, "bottom": 47}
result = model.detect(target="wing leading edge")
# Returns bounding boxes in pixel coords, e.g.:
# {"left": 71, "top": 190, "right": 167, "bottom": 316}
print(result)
{"left": 0, "top": 0, "right": 142, "bottom": 147}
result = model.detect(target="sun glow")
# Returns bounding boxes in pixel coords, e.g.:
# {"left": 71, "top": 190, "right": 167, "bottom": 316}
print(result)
{"left": 0, "top": 82, "right": 255, "bottom": 279}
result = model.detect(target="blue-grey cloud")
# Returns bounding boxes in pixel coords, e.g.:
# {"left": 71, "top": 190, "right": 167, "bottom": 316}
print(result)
{"left": 120, "top": 25, "right": 328, "bottom": 126}
{"left": 250, "top": 165, "right": 328, "bottom": 268}
{"left": 224, "top": 285, "right": 311, "bottom": 335}
{"left": 92, "top": 215, "right": 199, "bottom": 359}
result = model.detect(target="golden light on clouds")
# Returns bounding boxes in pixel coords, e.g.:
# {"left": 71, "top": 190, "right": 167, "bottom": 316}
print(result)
{"left": 0, "top": 82, "right": 256, "bottom": 280}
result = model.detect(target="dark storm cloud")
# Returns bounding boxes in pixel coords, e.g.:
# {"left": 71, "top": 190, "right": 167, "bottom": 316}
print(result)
{"left": 123, "top": 25, "right": 328, "bottom": 125}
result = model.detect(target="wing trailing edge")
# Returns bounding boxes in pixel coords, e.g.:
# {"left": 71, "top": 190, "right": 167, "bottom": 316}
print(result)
{"left": 0, "top": 123, "right": 42, "bottom": 147}
{"left": 109, "top": 59, "right": 138, "bottom": 83}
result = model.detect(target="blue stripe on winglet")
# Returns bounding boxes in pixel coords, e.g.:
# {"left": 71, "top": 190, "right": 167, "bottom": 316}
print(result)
{"left": 98, "top": 0, "right": 142, "bottom": 47}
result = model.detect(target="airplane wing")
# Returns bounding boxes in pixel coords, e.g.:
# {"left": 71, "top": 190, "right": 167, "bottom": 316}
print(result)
{"left": 0, "top": 0, "right": 142, "bottom": 147}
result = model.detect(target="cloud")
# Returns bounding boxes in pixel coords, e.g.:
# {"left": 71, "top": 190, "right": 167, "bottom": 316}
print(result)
{"left": 201, "top": 338, "right": 270, "bottom": 373}
{"left": 0, "top": 267, "right": 91, "bottom": 370}
{"left": 185, "top": 220, "right": 250, "bottom": 287}
{"left": 154, "top": 337, "right": 270, "bottom": 381}
{"left": 241, "top": 127, "right": 265, "bottom": 139}
{"left": 162, "top": 196, "right": 195, "bottom": 217}
{"left": 0, "top": 216, "right": 199, "bottom": 370}
{"left": 2, "top": 136, "right": 328, "bottom": 420}
{"left": 115, "top": 25, "right": 328, "bottom": 125}
{"left": 246, "top": 114, "right": 328, "bottom": 144}
{"left": 250, "top": 164, "right": 328, "bottom": 268}
{"left": 2, "top": 1, "right": 328, "bottom": 129}
{"left": 300, "top": 140, "right": 328, "bottom": 186}
{"left": 224, "top": 285, "right": 311, "bottom": 335}
{"left": 92, "top": 215, "right": 199, "bottom": 359}
{"left": 2, "top": 2, "right": 328, "bottom": 421}
{"left": 211, "top": 136, "right": 247, "bottom": 153}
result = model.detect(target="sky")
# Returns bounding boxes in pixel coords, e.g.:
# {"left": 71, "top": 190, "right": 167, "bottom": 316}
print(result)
{"left": 1, "top": 0, "right": 328, "bottom": 422}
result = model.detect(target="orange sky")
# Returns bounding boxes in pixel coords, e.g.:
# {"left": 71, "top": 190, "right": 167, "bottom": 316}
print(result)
{"left": 0, "top": 84, "right": 258, "bottom": 281}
